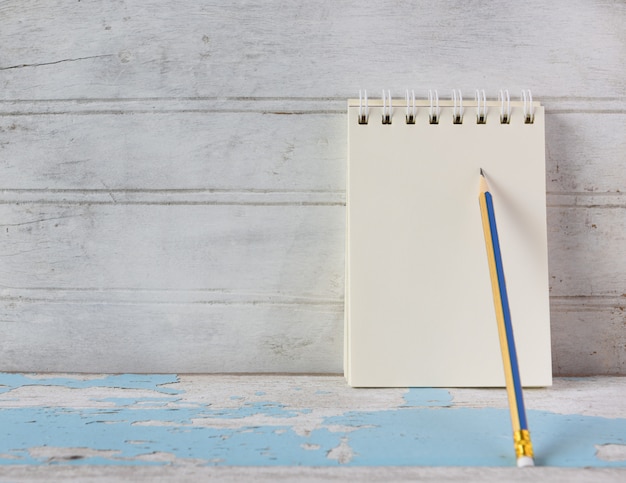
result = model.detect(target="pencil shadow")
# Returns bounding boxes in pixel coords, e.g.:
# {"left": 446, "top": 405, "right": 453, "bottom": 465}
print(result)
{"left": 531, "top": 414, "right": 591, "bottom": 466}
{"left": 488, "top": 177, "right": 544, "bottom": 262}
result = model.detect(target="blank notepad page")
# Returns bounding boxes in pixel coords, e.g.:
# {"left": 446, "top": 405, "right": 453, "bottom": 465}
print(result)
{"left": 345, "top": 95, "right": 552, "bottom": 387}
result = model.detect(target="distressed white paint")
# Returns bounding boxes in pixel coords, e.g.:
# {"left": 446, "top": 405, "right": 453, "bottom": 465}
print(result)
{"left": 0, "top": 1, "right": 624, "bottom": 374}
{"left": 0, "top": 375, "right": 625, "bottom": 479}
{"left": 6, "top": 374, "right": 621, "bottom": 418}
{"left": 596, "top": 445, "right": 626, "bottom": 463}
{"left": 0, "top": 109, "right": 346, "bottom": 192}
{"left": 0, "top": 304, "right": 343, "bottom": 373}
{"left": 0, "top": 1, "right": 623, "bottom": 99}
{"left": 449, "top": 376, "right": 626, "bottom": 419}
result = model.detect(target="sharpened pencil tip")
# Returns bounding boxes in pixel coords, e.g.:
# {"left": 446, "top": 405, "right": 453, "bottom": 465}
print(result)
{"left": 478, "top": 169, "right": 489, "bottom": 194}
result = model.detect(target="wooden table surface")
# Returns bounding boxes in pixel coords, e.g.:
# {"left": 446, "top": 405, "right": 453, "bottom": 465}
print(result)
{"left": 0, "top": 374, "right": 624, "bottom": 481}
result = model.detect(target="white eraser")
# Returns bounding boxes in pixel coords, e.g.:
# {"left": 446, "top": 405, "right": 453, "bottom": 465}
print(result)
{"left": 517, "top": 456, "right": 535, "bottom": 467}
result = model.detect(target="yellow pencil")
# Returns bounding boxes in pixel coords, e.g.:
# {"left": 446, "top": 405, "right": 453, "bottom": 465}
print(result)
{"left": 479, "top": 169, "right": 535, "bottom": 467}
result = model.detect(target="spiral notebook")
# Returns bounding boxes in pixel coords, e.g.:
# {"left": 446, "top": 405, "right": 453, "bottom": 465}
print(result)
{"left": 345, "top": 90, "right": 552, "bottom": 387}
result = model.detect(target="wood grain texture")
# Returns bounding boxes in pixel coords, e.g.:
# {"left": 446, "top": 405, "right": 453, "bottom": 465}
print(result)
{"left": 0, "top": 204, "right": 344, "bottom": 294}
{"left": 0, "top": 304, "right": 342, "bottom": 373}
{"left": 0, "top": 1, "right": 624, "bottom": 374}
{"left": 0, "top": 110, "right": 623, "bottom": 193}
{"left": 0, "top": 109, "right": 346, "bottom": 191}
{"left": 550, "top": 299, "right": 626, "bottom": 376}
{"left": 0, "top": 1, "right": 623, "bottom": 98}
{"left": 548, "top": 206, "right": 626, "bottom": 297}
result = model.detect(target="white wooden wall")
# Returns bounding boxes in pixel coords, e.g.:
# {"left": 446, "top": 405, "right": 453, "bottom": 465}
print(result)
{"left": 0, "top": 0, "right": 624, "bottom": 375}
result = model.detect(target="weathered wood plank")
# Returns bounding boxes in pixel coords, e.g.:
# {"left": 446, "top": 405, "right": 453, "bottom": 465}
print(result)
{"left": 0, "top": 111, "right": 345, "bottom": 192}
{"left": 1, "top": 203, "right": 625, "bottom": 297}
{"left": 1, "top": 1, "right": 623, "bottom": 99}
{"left": 0, "top": 293, "right": 623, "bottom": 375}
{"left": 550, "top": 299, "right": 626, "bottom": 376}
{"left": 547, "top": 207, "right": 626, "bottom": 297}
{"left": 0, "top": 111, "right": 623, "bottom": 195}
{"left": 0, "top": 0, "right": 623, "bottom": 376}
{"left": 545, "top": 113, "right": 626, "bottom": 194}
{"left": 0, "top": 204, "right": 344, "bottom": 296}
{"left": 0, "top": 118, "right": 623, "bottom": 373}
{"left": 0, "top": 304, "right": 343, "bottom": 373}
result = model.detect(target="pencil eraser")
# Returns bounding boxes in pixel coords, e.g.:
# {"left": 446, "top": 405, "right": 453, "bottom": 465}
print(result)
{"left": 517, "top": 456, "right": 535, "bottom": 467}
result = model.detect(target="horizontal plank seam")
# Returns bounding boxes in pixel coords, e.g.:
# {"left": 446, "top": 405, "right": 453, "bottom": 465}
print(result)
{"left": 550, "top": 295, "right": 626, "bottom": 310}
{"left": 548, "top": 205, "right": 626, "bottom": 209}
{"left": 0, "top": 291, "right": 622, "bottom": 307}
{"left": 4, "top": 292, "right": 621, "bottom": 299}
{"left": 0, "top": 110, "right": 345, "bottom": 116}
{"left": 547, "top": 192, "right": 626, "bottom": 196}
{"left": 551, "top": 295, "right": 626, "bottom": 300}
{"left": 0, "top": 190, "right": 620, "bottom": 194}
{"left": 0, "top": 288, "right": 344, "bottom": 306}
{"left": 0, "top": 96, "right": 624, "bottom": 116}
{"left": 0, "top": 190, "right": 347, "bottom": 206}
{"left": 0, "top": 298, "right": 345, "bottom": 307}
{"left": 547, "top": 109, "right": 626, "bottom": 114}
{"left": 0, "top": 191, "right": 623, "bottom": 207}
{"left": 1, "top": 109, "right": 624, "bottom": 116}
{"left": 0, "top": 189, "right": 345, "bottom": 194}
{"left": 1, "top": 201, "right": 624, "bottom": 208}
{"left": 0, "top": 200, "right": 346, "bottom": 206}
{"left": 0, "top": 203, "right": 623, "bottom": 208}
{"left": 0, "top": 300, "right": 621, "bottom": 309}
{"left": 1, "top": 96, "right": 624, "bottom": 102}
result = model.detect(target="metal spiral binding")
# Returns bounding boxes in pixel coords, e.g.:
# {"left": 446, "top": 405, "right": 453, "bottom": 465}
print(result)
{"left": 428, "top": 90, "right": 440, "bottom": 124}
{"left": 382, "top": 90, "right": 392, "bottom": 124}
{"left": 405, "top": 89, "right": 416, "bottom": 124}
{"left": 475, "top": 89, "right": 487, "bottom": 124}
{"left": 355, "top": 89, "right": 536, "bottom": 125}
{"left": 499, "top": 90, "right": 511, "bottom": 124}
{"left": 452, "top": 89, "right": 463, "bottom": 124}
{"left": 358, "top": 90, "right": 369, "bottom": 124}
{"left": 522, "top": 90, "right": 534, "bottom": 124}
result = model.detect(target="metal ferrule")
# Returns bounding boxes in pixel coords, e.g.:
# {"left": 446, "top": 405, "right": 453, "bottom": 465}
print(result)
{"left": 513, "top": 429, "right": 534, "bottom": 458}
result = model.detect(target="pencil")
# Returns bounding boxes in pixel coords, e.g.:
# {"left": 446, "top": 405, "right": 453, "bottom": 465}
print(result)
{"left": 479, "top": 169, "right": 535, "bottom": 467}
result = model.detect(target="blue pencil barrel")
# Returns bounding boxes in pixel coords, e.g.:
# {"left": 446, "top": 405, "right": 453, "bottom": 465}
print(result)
{"left": 485, "top": 192, "right": 528, "bottom": 431}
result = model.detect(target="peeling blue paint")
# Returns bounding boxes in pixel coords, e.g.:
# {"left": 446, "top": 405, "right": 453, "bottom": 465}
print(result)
{"left": 0, "top": 374, "right": 181, "bottom": 395}
{"left": 322, "top": 407, "right": 626, "bottom": 467}
{"left": 1, "top": 403, "right": 624, "bottom": 467}
{"left": 0, "top": 375, "right": 625, "bottom": 467}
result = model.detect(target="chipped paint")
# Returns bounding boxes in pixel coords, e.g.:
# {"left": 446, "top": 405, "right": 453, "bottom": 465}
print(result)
{"left": 0, "top": 374, "right": 180, "bottom": 395}
{"left": 326, "top": 437, "right": 354, "bottom": 464}
{"left": 0, "top": 374, "right": 624, "bottom": 467}
{"left": 595, "top": 444, "right": 626, "bottom": 462}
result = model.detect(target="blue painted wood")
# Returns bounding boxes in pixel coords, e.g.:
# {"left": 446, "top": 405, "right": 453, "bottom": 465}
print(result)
{"left": 0, "top": 374, "right": 624, "bottom": 467}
